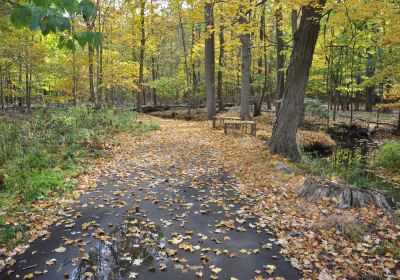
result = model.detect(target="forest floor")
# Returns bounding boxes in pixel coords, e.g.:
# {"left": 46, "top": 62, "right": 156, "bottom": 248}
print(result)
{"left": 1, "top": 114, "right": 399, "bottom": 279}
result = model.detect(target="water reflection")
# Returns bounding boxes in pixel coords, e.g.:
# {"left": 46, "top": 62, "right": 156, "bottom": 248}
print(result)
{"left": 71, "top": 219, "right": 165, "bottom": 280}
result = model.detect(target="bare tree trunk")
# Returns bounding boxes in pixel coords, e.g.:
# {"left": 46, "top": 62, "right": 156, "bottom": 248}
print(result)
{"left": 25, "top": 62, "right": 31, "bottom": 113}
{"left": 204, "top": 2, "right": 216, "bottom": 119}
{"left": 97, "top": 6, "right": 104, "bottom": 107}
{"left": 269, "top": 1, "right": 327, "bottom": 162}
{"left": 88, "top": 43, "right": 96, "bottom": 105}
{"left": 240, "top": 13, "right": 251, "bottom": 120}
{"left": 292, "top": 9, "right": 306, "bottom": 127}
{"left": 137, "top": 0, "right": 146, "bottom": 111}
{"left": 365, "top": 49, "right": 375, "bottom": 112}
{"left": 151, "top": 56, "right": 157, "bottom": 106}
{"left": 0, "top": 66, "right": 4, "bottom": 110}
{"left": 178, "top": 9, "right": 192, "bottom": 118}
{"left": 254, "top": 9, "right": 267, "bottom": 117}
{"left": 217, "top": 27, "right": 225, "bottom": 112}
{"left": 72, "top": 50, "right": 78, "bottom": 106}
{"left": 191, "top": 24, "right": 198, "bottom": 109}
{"left": 275, "top": 6, "right": 285, "bottom": 114}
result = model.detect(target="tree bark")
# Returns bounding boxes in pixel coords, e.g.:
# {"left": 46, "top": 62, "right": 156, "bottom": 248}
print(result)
{"left": 275, "top": 7, "right": 285, "bottom": 114}
{"left": 204, "top": 2, "right": 216, "bottom": 119}
{"left": 254, "top": 9, "right": 267, "bottom": 117}
{"left": 72, "top": 50, "right": 78, "bottom": 106}
{"left": 240, "top": 13, "right": 251, "bottom": 120}
{"left": 88, "top": 43, "right": 96, "bottom": 105}
{"left": 0, "top": 66, "right": 3, "bottom": 110}
{"left": 217, "top": 27, "right": 225, "bottom": 112}
{"left": 151, "top": 56, "right": 157, "bottom": 106}
{"left": 137, "top": 0, "right": 146, "bottom": 111}
{"left": 178, "top": 9, "right": 192, "bottom": 118}
{"left": 269, "top": 1, "right": 327, "bottom": 162}
{"left": 365, "top": 49, "right": 375, "bottom": 112}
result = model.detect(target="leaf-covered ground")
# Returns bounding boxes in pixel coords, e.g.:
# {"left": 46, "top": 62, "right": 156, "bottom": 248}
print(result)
{"left": 1, "top": 115, "right": 399, "bottom": 279}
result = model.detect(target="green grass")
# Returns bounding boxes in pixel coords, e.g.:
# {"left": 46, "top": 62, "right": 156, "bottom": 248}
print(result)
{"left": 0, "top": 224, "right": 28, "bottom": 250}
{"left": 374, "top": 141, "right": 400, "bottom": 172}
{"left": 0, "top": 105, "right": 160, "bottom": 248}
{"left": 301, "top": 145, "right": 398, "bottom": 194}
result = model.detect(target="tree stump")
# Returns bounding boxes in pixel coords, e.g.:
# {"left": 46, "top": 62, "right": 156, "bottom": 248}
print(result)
{"left": 298, "top": 177, "right": 398, "bottom": 222}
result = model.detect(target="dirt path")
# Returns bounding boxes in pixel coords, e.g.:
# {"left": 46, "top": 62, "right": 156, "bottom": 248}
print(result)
{"left": 1, "top": 117, "right": 300, "bottom": 280}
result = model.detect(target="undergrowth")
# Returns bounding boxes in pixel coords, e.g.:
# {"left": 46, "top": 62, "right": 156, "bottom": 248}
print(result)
{"left": 0, "top": 105, "right": 159, "bottom": 248}
{"left": 300, "top": 143, "right": 399, "bottom": 206}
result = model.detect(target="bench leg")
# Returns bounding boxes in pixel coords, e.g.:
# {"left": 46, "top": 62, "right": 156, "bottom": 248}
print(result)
{"left": 212, "top": 119, "right": 216, "bottom": 128}
{"left": 224, "top": 123, "right": 227, "bottom": 135}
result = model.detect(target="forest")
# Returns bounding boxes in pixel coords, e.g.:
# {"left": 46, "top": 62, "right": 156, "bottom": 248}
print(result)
{"left": 0, "top": 0, "right": 399, "bottom": 279}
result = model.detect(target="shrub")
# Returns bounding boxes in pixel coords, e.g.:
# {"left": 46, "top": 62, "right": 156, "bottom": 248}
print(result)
{"left": 25, "top": 170, "right": 64, "bottom": 202}
{"left": 375, "top": 141, "right": 400, "bottom": 171}
{"left": 304, "top": 97, "right": 330, "bottom": 120}
{"left": 136, "top": 123, "right": 161, "bottom": 134}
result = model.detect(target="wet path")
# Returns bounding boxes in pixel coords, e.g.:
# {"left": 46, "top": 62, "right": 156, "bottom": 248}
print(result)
{"left": 1, "top": 124, "right": 302, "bottom": 280}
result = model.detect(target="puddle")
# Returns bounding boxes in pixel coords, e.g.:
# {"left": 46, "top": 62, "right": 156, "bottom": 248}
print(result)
{"left": 71, "top": 218, "right": 165, "bottom": 280}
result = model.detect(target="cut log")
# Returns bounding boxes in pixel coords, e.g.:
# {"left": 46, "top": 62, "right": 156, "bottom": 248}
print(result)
{"left": 298, "top": 177, "right": 398, "bottom": 222}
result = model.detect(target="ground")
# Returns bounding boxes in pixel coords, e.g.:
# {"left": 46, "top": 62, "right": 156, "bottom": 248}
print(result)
{"left": 1, "top": 115, "right": 399, "bottom": 279}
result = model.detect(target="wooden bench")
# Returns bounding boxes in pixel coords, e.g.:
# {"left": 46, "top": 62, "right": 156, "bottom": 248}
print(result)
{"left": 212, "top": 116, "right": 241, "bottom": 128}
{"left": 223, "top": 120, "right": 257, "bottom": 136}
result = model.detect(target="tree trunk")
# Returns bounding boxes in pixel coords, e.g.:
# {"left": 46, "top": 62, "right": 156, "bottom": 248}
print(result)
{"left": 178, "top": 9, "right": 192, "bottom": 118}
{"left": 275, "top": 7, "right": 285, "bottom": 114}
{"left": 137, "top": 0, "right": 146, "bottom": 111}
{"left": 217, "top": 27, "right": 225, "bottom": 112}
{"left": 396, "top": 109, "right": 400, "bottom": 136}
{"left": 151, "top": 56, "right": 157, "bottom": 106}
{"left": 240, "top": 12, "right": 251, "bottom": 120}
{"left": 25, "top": 62, "right": 31, "bottom": 113}
{"left": 365, "top": 49, "right": 375, "bottom": 112}
{"left": 254, "top": 9, "right": 267, "bottom": 117}
{"left": 88, "top": 43, "right": 96, "bottom": 105}
{"left": 191, "top": 25, "right": 198, "bottom": 109}
{"left": 72, "top": 50, "right": 78, "bottom": 106}
{"left": 292, "top": 9, "right": 306, "bottom": 127}
{"left": 0, "top": 66, "right": 3, "bottom": 110}
{"left": 204, "top": 2, "right": 216, "bottom": 119}
{"left": 269, "top": 1, "right": 327, "bottom": 162}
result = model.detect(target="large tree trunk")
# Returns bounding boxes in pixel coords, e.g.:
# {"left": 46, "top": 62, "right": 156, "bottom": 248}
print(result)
{"left": 204, "top": 2, "right": 216, "bottom": 119}
{"left": 292, "top": 9, "right": 306, "bottom": 127}
{"left": 396, "top": 109, "right": 400, "bottom": 136}
{"left": 269, "top": 1, "right": 327, "bottom": 162}
{"left": 240, "top": 14, "right": 251, "bottom": 120}
{"left": 275, "top": 7, "right": 285, "bottom": 115}
{"left": 217, "top": 27, "right": 225, "bottom": 112}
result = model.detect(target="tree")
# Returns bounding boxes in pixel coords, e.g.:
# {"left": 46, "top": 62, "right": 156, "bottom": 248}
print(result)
{"left": 269, "top": 0, "right": 327, "bottom": 162}
{"left": 204, "top": 1, "right": 216, "bottom": 119}
{"left": 239, "top": 6, "right": 251, "bottom": 120}
{"left": 275, "top": 5, "right": 285, "bottom": 115}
